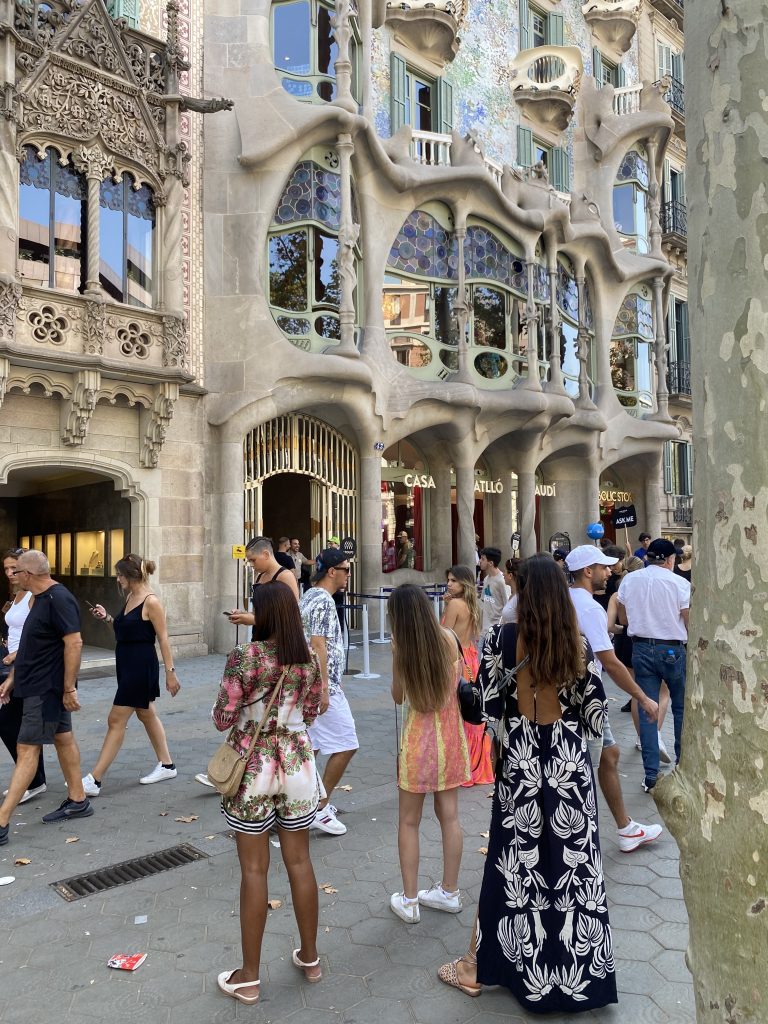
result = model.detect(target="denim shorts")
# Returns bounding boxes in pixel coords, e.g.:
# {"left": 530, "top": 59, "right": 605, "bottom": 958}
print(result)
{"left": 18, "top": 691, "right": 72, "bottom": 745}
{"left": 587, "top": 713, "right": 616, "bottom": 767}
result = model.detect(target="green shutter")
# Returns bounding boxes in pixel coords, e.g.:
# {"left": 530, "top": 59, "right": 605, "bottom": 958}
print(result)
{"left": 108, "top": 0, "right": 139, "bottom": 28}
{"left": 592, "top": 47, "right": 603, "bottom": 87}
{"left": 517, "top": 126, "right": 534, "bottom": 167}
{"left": 437, "top": 77, "right": 454, "bottom": 134}
{"left": 550, "top": 147, "right": 570, "bottom": 192}
{"left": 663, "top": 158, "right": 672, "bottom": 205}
{"left": 663, "top": 442, "right": 673, "bottom": 493}
{"left": 679, "top": 301, "right": 690, "bottom": 361}
{"left": 547, "top": 13, "right": 564, "bottom": 46}
{"left": 667, "top": 300, "right": 677, "bottom": 360}
{"left": 390, "top": 52, "right": 408, "bottom": 133}
{"left": 672, "top": 51, "right": 683, "bottom": 84}
{"left": 520, "top": 0, "right": 530, "bottom": 49}
{"left": 617, "top": 63, "right": 626, "bottom": 87}
{"left": 685, "top": 443, "right": 693, "bottom": 496}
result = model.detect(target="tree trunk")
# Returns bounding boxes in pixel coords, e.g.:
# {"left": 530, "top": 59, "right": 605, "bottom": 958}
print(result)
{"left": 653, "top": 3, "right": 768, "bottom": 1021}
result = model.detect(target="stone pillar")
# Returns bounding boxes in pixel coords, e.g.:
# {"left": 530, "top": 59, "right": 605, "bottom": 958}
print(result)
{"left": 517, "top": 469, "right": 537, "bottom": 557}
{"left": 537, "top": 470, "right": 596, "bottom": 548}
{"left": 73, "top": 145, "right": 113, "bottom": 298}
{"left": 336, "top": 132, "right": 360, "bottom": 358}
{"left": 331, "top": 0, "right": 357, "bottom": 114}
{"left": 159, "top": 174, "right": 185, "bottom": 317}
{"left": 644, "top": 457, "right": 662, "bottom": 540}
{"left": 649, "top": 274, "right": 671, "bottom": 422}
{"left": 359, "top": 452, "right": 382, "bottom": 596}
{"left": 646, "top": 137, "right": 662, "bottom": 259}
{"left": 452, "top": 223, "right": 472, "bottom": 383}
{"left": 524, "top": 261, "right": 542, "bottom": 389}
{"left": 546, "top": 264, "right": 565, "bottom": 393}
{"left": 430, "top": 458, "right": 453, "bottom": 573}
{"left": 213, "top": 438, "right": 247, "bottom": 653}
{"left": 490, "top": 477, "right": 514, "bottom": 557}
{"left": 455, "top": 463, "right": 476, "bottom": 568}
{"left": 575, "top": 274, "right": 595, "bottom": 408}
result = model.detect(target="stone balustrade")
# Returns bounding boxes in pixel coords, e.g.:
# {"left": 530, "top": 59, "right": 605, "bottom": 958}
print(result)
{"left": 409, "top": 130, "right": 505, "bottom": 187}
{"left": 510, "top": 46, "right": 583, "bottom": 133}
{"left": 613, "top": 83, "right": 642, "bottom": 115}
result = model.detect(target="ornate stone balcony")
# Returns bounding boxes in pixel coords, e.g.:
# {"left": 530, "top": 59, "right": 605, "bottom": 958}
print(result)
{"left": 581, "top": 0, "right": 641, "bottom": 57}
{"left": 374, "top": 0, "right": 469, "bottom": 65}
{"left": 650, "top": 0, "right": 684, "bottom": 26}
{"left": 408, "top": 130, "right": 504, "bottom": 187}
{"left": 510, "top": 47, "right": 583, "bottom": 134}
{"left": 612, "top": 83, "right": 642, "bottom": 115}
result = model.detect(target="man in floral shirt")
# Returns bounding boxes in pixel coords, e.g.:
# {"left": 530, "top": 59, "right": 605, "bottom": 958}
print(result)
{"left": 299, "top": 549, "right": 359, "bottom": 836}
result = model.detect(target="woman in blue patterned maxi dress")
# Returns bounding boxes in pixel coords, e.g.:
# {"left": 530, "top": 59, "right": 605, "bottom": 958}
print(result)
{"left": 439, "top": 554, "right": 618, "bottom": 1014}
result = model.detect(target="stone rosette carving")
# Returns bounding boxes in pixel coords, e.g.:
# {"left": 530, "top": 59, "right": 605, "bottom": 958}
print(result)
{"left": 140, "top": 381, "right": 178, "bottom": 468}
{"left": 0, "top": 280, "right": 23, "bottom": 342}
{"left": 161, "top": 315, "right": 188, "bottom": 369}
{"left": 61, "top": 368, "right": 100, "bottom": 446}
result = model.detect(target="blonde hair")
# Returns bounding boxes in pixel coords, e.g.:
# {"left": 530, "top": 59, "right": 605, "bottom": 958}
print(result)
{"left": 447, "top": 564, "right": 481, "bottom": 636}
{"left": 388, "top": 585, "right": 456, "bottom": 714}
{"left": 682, "top": 545, "right": 692, "bottom": 560}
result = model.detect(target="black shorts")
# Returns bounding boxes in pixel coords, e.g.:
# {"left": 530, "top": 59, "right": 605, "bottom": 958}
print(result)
{"left": 17, "top": 692, "right": 72, "bottom": 745}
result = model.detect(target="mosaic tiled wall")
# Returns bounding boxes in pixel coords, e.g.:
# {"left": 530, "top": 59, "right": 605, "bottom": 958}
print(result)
{"left": 370, "top": 0, "right": 640, "bottom": 168}
{"left": 139, "top": 0, "right": 205, "bottom": 384}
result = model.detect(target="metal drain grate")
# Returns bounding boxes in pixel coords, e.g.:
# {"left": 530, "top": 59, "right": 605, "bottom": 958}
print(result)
{"left": 51, "top": 843, "right": 207, "bottom": 901}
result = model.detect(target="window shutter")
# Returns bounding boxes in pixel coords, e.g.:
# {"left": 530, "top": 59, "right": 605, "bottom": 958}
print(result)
{"left": 663, "top": 442, "right": 673, "bottom": 494}
{"left": 658, "top": 42, "right": 672, "bottom": 78}
{"left": 672, "top": 51, "right": 683, "bottom": 84}
{"left": 517, "top": 125, "right": 534, "bottom": 167}
{"left": 550, "top": 147, "right": 570, "bottom": 192}
{"left": 107, "top": 0, "right": 139, "bottom": 28}
{"left": 547, "top": 13, "right": 564, "bottom": 46}
{"left": 685, "top": 443, "right": 693, "bottom": 496}
{"left": 390, "top": 52, "right": 408, "bottom": 133}
{"left": 592, "top": 48, "right": 603, "bottom": 86}
{"left": 520, "top": 0, "right": 530, "bottom": 49}
{"left": 679, "top": 301, "right": 690, "bottom": 361}
{"left": 678, "top": 168, "right": 687, "bottom": 202}
{"left": 617, "top": 62, "right": 626, "bottom": 87}
{"left": 667, "top": 300, "right": 677, "bottom": 361}
{"left": 437, "top": 77, "right": 454, "bottom": 134}
{"left": 663, "top": 158, "right": 672, "bottom": 205}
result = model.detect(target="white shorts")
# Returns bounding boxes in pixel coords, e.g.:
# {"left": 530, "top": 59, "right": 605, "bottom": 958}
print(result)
{"left": 307, "top": 688, "right": 359, "bottom": 755}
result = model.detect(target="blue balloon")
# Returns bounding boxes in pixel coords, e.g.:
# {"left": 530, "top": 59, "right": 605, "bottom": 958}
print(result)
{"left": 586, "top": 522, "right": 605, "bottom": 539}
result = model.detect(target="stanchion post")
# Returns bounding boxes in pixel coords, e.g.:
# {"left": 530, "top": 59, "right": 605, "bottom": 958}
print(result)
{"left": 354, "top": 604, "right": 380, "bottom": 680}
{"left": 372, "top": 586, "right": 391, "bottom": 644}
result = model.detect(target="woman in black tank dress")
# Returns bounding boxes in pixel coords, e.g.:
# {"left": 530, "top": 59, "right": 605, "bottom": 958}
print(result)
{"left": 82, "top": 554, "right": 181, "bottom": 795}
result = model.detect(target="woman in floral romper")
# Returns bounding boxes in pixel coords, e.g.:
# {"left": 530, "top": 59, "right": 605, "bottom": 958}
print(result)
{"left": 212, "top": 583, "right": 325, "bottom": 1005}
{"left": 439, "top": 555, "right": 618, "bottom": 1013}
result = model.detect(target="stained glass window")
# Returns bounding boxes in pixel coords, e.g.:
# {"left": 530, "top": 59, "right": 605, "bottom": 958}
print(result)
{"left": 18, "top": 145, "right": 86, "bottom": 293}
{"left": 388, "top": 210, "right": 458, "bottom": 281}
{"left": 556, "top": 260, "right": 579, "bottom": 322}
{"left": 616, "top": 150, "right": 649, "bottom": 189}
{"left": 274, "top": 161, "right": 342, "bottom": 232}
{"left": 613, "top": 291, "right": 654, "bottom": 340}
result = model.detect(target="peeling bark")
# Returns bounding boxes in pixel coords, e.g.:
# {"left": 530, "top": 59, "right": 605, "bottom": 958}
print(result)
{"left": 653, "top": 2, "right": 768, "bottom": 1020}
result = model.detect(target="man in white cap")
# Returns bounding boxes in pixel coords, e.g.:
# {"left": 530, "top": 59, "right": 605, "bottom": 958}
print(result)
{"left": 566, "top": 544, "right": 663, "bottom": 852}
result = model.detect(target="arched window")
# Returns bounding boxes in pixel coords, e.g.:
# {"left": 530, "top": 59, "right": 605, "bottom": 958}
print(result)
{"left": 611, "top": 285, "right": 655, "bottom": 414}
{"left": 99, "top": 173, "right": 155, "bottom": 307}
{"left": 268, "top": 151, "right": 357, "bottom": 351}
{"left": 383, "top": 211, "right": 549, "bottom": 388}
{"left": 18, "top": 145, "right": 86, "bottom": 293}
{"left": 271, "top": 0, "right": 359, "bottom": 103}
{"left": 613, "top": 147, "right": 649, "bottom": 254}
{"left": 555, "top": 255, "right": 594, "bottom": 398}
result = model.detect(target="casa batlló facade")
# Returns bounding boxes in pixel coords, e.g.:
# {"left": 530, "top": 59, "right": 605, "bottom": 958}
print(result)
{"left": 0, "top": 0, "right": 688, "bottom": 654}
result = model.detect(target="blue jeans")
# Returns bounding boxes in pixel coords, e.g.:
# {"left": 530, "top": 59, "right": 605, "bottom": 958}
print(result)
{"left": 631, "top": 640, "right": 686, "bottom": 786}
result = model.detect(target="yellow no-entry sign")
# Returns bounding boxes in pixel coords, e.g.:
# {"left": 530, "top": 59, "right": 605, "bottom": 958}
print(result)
{"left": 231, "top": 544, "right": 246, "bottom": 559}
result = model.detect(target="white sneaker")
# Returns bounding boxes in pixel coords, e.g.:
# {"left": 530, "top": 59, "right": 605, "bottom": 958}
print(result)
{"left": 658, "top": 732, "right": 672, "bottom": 764}
{"left": 6, "top": 783, "right": 48, "bottom": 805}
{"left": 312, "top": 805, "right": 347, "bottom": 835}
{"left": 635, "top": 741, "right": 642, "bottom": 752}
{"left": 194, "top": 773, "right": 215, "bottom": 789}
{"left": 418, "top": 883, "right": 462, "bottom": 913}
{"left": 82, "top": 774, "right": 101, "bottom": 797}
{"left": 139, "top": 763, "right": 178, "bottom": 785}
{"left": 390, "top": 892, "right": 420, "bottom": 923}
{"left": 617, "top": 819, "right": 663, "bottom": 853}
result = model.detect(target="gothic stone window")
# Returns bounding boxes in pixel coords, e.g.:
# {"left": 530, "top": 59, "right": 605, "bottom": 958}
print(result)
{"left": 271, "top": 0, "right": 359, "bottom": 103}
{"left": 18, "top": 145, "right": 86, "bottom": 293}
{"left": 99, "top": 172, "right": 156, "bottom": 308}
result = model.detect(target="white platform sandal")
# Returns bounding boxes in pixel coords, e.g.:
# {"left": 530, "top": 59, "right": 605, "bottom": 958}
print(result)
{"left": 217, "top": 969, "right": 261, "bottom": 1004}
{"left": 292, "top": 948, "right": 322, "bottom": 982}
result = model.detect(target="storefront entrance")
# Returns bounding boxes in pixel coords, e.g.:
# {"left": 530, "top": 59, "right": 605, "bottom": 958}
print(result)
{"left": 0, "top": 468, "right": 131, "bottom": 649}
{"left": 244, "top": 414, "right": 357, "bottom": 561}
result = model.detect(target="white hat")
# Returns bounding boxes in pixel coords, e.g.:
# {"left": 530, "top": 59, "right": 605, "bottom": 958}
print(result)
{"left": 565, "top": 545, "right": 619, "bottom": 572}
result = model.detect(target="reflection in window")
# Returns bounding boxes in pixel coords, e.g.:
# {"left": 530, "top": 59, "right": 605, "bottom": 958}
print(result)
{"left": 380, "top": 441, "right": 428, "bottom": 573}
{"left": 613, "top": 149, "right": 650, "bottom": 254}
{"left": 272, "top": 0, "right": 356, "bottom": 104}
{"left": 473, "top": 287, "right": 505, "bottom": 349}
{"left": 99, "top": 173, "right": 155, "bottom": 307}
{"left": 269, "top": 231, "right": 308, "bottom": 311}
{"left": 18, "top": 146, "right": 86, "bottom": 292}
{"left": 611, "top": 289, "right": 655, "bottom": 414}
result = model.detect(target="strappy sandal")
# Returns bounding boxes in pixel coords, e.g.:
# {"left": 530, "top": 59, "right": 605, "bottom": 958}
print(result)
{"left": 437, "top": 957, "right": 482, "bottom": 997}
{"left": 217, "top": 969, "right": 261, "bottom": 1004}
{"left": 292, "top": 948, "right": 322, "bottom": 983}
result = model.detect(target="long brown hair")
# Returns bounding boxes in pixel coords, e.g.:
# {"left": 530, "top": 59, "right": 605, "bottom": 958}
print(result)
{"left": 447, "top": 564, "right": 481, "bottom": 636}
{"left": 388, "top": 585, "right": 456, "bottom": 713}
{"left": 115, "top": 553, "right": 156, "bottom": 583}
{"left": 251, "top": 582, "right": 311, "bottom": 665}
{"left": 517, "top": 554, "right": 584, "bottom": 688}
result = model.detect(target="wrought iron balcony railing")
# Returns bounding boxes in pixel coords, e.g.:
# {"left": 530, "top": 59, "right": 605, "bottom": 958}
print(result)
{"left": 672, "top": 495, "right": 692, "bottom": 525}
{"left": 667, "top": 359, "right": 691, "bottom": 396}
{"left": 661, "top": 199, "right": 687, "bottom": 238}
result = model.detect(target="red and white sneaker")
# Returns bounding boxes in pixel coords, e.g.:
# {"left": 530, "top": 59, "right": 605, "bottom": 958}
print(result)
{"left": 617, "top": 819, "right": 663, "bottom": 852}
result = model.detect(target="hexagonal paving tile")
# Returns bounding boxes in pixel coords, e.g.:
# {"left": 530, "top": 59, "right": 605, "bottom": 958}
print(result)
{"left": 652, "top": 920, "right": 689, "bottom": 951}
{"left": 651, "top": 948, "right": 692, "bottom": 984}
{"left": 304, "top": 973, "right": 370, "bottom": 1010}
{"left": 610, "top": 927, "right": 664, "bottom": 962}
{"left": 342, "top": 995, "right": 414, "bottom": 1024}
{"left": 367, "top": 964, "right": 433, "bottom": 999}
{"left": 614, "top": 957, "right": 667, "bottom": 997}
{"left": 385, "top": 935, "right": 448, "bottom": 968}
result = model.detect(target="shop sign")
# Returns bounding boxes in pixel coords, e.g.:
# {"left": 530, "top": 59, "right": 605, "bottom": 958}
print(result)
{"left": 612, "top": 504, "right": 638, "bottom": 528}
{"left": 535, "top": 484, "right": 557, "bottom": 497}
{"left": 475, "top": 479, "right": 504, "bottom": 494}
{"left": 231, "top": 544, "right": 246, "bottom": 559}
{"left": 341, "top": 537, "right": 357, "bottom": 557}
{"left": 600, "top": 489, "right": 633, "bottom": 503}
{"left": 403, "top": 473, "right": 436, "bottom": 489}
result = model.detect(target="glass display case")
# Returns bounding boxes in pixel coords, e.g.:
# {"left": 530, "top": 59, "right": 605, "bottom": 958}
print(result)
{"left": 44, "top": 535, "right": 57, "bottom": 573}
{"left": 76, "top": 531, "right": 105, "bottom": 576}
{"left": 19, "top": 535, "right": 30, "bottom": 549}
{"left": 109, "top": 529, "right": 125, "bottom": 574}
{"left": 33, "top": 534, "right": 43, "bottom": 551}
{"left": 60, "top": 534, "right": 72, "bottom": 576}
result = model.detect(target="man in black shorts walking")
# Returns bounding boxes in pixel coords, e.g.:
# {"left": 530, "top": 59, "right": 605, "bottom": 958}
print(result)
{"left": 0, "top": 550, "right": 92, "bottom": 844}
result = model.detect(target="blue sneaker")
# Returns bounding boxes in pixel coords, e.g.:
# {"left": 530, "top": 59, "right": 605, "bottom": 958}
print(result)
{"left": 0, "top": 822, "right": 8, "bottom": 846}
{"left": 42, "top": 798, "right": 94, "bottom": 823}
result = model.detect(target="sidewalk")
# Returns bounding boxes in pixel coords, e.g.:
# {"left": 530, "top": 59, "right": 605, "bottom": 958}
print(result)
{"left": 0, "top": 642, "right": 693, "bottom": 1024}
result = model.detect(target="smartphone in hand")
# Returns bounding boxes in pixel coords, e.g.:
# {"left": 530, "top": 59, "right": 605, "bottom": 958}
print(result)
{"left": 84, "top": 600, "right": 95, "bottom": 609}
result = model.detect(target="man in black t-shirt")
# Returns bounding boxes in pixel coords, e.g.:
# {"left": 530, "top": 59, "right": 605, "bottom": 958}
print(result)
{"left": 0, "top": 550, "right": 92, "bottom": 845}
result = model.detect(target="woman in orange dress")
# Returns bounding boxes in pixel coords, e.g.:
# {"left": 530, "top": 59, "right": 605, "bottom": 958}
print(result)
{"left": 388, "top": 585, "right": 470, "bottom": 924}
{"left": 442, "top": 565, "right": 494, "bottom": 785}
